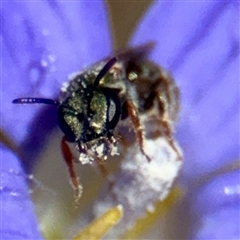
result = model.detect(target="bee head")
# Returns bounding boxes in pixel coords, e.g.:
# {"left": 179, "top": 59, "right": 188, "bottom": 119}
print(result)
{"left": 57, "top": 86, "right": 121, "bottom": 143}
{"left": 12, "top": 57, "right": 121, "bottom": 145}
{"left": 57, "top": 57, "right": 121, "bottom": 143}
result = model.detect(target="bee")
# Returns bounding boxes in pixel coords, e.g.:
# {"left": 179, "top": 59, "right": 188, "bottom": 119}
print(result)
{"left": 13, "top": 43, "right": 181, "bottom": 204}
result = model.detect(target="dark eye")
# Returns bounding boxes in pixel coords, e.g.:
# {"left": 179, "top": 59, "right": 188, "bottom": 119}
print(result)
{"left": 102, "top": 88, "right": 121, "bottom": 130}
{"left": 57, "top": 105, "right": 76, "bottom": 142}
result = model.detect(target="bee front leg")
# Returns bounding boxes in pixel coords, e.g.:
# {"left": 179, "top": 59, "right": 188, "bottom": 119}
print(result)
{"left": 126, "top": 99, "right": 151, "bottom": 162}
{"left": 61, "top": 136, "right": 83, "bottom": 206}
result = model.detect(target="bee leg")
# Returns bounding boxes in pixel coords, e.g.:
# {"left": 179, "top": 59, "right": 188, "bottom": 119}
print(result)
{"left": 156, "top": 95, "right": 182, "bottom": 161}
{"left": 161, "top": 120, "right": 182, "bottom": 160}
{"left": 61, "top": 136, "right": 83, "bottom": 206}
{"left": 126, "top": 99, "right": 151, "bottom": 162}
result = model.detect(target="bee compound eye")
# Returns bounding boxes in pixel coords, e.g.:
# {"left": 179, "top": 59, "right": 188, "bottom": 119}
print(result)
{"left": 57, "top": 105, "right": 77, "bottom": 142}
{"left": 103, "top": 89, "right": 121, "bottom": 130}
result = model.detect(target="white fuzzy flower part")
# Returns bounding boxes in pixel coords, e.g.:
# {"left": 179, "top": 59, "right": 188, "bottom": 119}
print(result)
{"left": 93, "top": 137, "right": 182, "bottom": 237}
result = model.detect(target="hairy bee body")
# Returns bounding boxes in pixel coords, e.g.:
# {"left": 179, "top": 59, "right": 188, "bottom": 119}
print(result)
{"left": 13, "top": 44, "right": 180, "bottom": 202}
{"left": 58, "top": 50, "right": 179, "bottom": 164}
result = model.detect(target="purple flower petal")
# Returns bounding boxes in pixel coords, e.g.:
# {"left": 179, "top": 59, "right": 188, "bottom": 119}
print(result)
{"left": 189, "top": 170, "right": 240, "bottom": 239}
{"left": 131, "top": 1, "right": 239, "bottom": 239}
{"left": 2, "top": 1, "right": 111, "bottom": 146}
{"left": 0, "top": 147, "right": 42, "bottom": 239}
{"left": 131, "top": 1, "right": 238, "bottom": 179}
{"left": 1, "top": 2, "right": 111, "bottom": 238}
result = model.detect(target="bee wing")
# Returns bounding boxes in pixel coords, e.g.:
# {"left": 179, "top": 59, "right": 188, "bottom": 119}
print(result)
{"left": 115, "top": 42, "right": 155, "bottom": 62}
{"left": 94, "top": 42, "right": 155, "bottom": 87}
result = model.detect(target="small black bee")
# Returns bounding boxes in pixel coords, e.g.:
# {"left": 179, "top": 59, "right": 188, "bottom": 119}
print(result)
{"left": 13, "top": 43, "right": 181, "bottom": 204}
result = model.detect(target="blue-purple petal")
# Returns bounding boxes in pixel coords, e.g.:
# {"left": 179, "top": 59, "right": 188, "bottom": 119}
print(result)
{"left": 2, "top": 1, "right": 111, "bottom": 146}
{"left": 1, "top": 1, "right": 111, "bottom": 238}
{"left": 131, "top": 1, "right": 239, "bottom": 239}
{"left": 131, "top": 1, "right": 239, "bottom": 181}
{"left": 0, "top": 147, "right": 42, "bottom": 239}
{"left": 189, "top": 170, "right": 240, "bottom": 239}
{"left": 131, "top": 2, "right": 238, "bottom": 179}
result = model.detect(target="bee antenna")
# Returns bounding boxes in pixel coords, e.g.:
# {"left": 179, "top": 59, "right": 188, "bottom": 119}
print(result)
{"left": 93, "top": 57, "right": 118, "bottom": 88}
{"left": 12, "top": 98, "right": 59, "bottom": 105}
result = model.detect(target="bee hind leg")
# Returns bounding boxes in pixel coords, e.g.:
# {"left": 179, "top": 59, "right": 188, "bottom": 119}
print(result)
{"left": 155, "top": 94, "right": 182, "bottom": 161}
{"left": 126, "top": 99, "right": 151, "bottom": 162}
{"left": 160, "top": 119, "right": 182, "bottom": 160}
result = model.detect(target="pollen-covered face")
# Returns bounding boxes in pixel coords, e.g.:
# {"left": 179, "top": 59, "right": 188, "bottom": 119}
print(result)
{"left": 58, "top": 86, "right": 121, "bottom": 144}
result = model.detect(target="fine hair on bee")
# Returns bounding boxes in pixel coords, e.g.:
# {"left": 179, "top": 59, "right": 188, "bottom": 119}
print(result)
{"left": 13, "top": 43, "right": 181, "bottom": 205}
